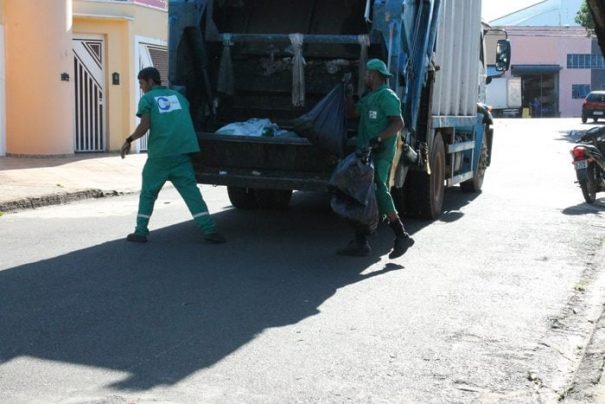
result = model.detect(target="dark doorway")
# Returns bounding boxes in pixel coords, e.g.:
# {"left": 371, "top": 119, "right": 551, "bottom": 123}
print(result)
{"left": 520, "top": 73, "right": 559, "bottom": 117}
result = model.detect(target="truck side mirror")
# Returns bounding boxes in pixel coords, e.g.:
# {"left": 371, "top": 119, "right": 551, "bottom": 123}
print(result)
{"left": 496, "top": 39, "right": 511, "bottom": 72}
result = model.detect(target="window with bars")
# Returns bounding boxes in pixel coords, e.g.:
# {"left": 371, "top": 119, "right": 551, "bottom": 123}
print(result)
{"left": 572, "top": 84, "right": 591, "bottom": 99}
{"left": 567, "top": 53, "right": 605, "bottom": 69}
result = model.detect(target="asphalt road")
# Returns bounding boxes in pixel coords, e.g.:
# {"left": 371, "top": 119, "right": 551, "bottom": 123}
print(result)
{"left": 1, "top": 119, "right": 604, "bottom": 403}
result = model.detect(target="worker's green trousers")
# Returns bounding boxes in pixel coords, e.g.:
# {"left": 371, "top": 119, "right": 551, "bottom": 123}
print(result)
{"left": 134, "top": 155, "right": 216, "bottom": 236}
{"left": 374, "top": 158, "right": 397, "bottom": 216}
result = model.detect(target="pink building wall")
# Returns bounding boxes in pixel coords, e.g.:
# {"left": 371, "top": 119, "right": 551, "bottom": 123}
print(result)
{"left": 504, "top": 27, "right": 592, "bottom": 117}
{"left": 134, "top": 0, "right": 166, "bottom": 9}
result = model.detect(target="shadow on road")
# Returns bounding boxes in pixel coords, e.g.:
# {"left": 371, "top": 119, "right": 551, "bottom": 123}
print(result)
{"left": 0, "top": 153, "right": 127, "bottom": 171}
{"left": 0, "top": 188, "right": 478, "bottom": 392}
{"left": 562, "top": 198, "right": 605, "bottom": 215}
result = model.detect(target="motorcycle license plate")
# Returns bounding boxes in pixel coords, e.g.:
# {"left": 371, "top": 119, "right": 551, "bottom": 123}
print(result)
{"left": 575, "top": 160, "right": 588, "bottom": 170}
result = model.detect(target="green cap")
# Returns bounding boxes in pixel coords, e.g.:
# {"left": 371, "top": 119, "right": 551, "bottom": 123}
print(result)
{"left": 366, "top": 58, "right": 392, "bottom": 77}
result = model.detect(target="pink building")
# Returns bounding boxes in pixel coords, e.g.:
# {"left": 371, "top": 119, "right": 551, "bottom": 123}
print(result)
{"left": 502, "top": 26, "right": 593, "bottom": 117}
{"left": 134, "top": 0, "right": 166, "bottom": 9}
{"left": 489, "top": 0, "right": 602, "bottom": 118}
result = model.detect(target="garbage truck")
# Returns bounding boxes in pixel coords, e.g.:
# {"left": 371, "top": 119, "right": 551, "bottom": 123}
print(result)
{"left": 168, "top": 0, "right": 511, "bottom": 219}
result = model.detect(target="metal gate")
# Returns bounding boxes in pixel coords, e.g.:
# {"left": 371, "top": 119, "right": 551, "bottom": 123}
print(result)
{"left": 137, "top": 42, "right": 168, "bottom": 151}
{"left": 73, "top": 37, "right": 105, "bottom": 152}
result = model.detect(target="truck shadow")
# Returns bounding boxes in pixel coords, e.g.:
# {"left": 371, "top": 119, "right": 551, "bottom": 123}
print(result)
{"left": 0, "top": 189, "right": 474, "bottom": 392}
{"left": 0, "top": 192, "right": 401, "bottom": 392}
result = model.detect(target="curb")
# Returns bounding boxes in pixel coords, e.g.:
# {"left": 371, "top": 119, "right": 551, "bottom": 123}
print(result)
{"left": 563, "top": 240, "right": 605, "bottom": 402}
{"left": 0, "top": 189, "right": 133, "bottom": 213}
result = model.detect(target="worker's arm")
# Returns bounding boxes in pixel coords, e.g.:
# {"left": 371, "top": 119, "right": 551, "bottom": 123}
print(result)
{"left": 121, "top": 114, "right": 150, "bottom": 159}
{"left": 369, "top": 116, "right": 404, "bottom": 150}
{"left": 346, "top": 96, "right": 360, "bottom": 119}
{"left": 376, "top": 116, "right": 404, "bottom": 142}
{"left": 345, "top": 84, "right": 360, "bottom": 119}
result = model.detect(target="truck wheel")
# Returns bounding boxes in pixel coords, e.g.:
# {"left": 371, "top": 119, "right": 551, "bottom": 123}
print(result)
{"left": 227, "top": 186, "right": 258, "bottom": 209}
{"left": 461, "top": 130, "right": 488, "bottom": 193}
{"left": 582, "top": 115, "right": 587, "bottom": 123}
{"left": 404, "top": 132, "right": 445, "bottom": 220}
{"left": 255, "top": 189, "right": 293, "bottom": 210}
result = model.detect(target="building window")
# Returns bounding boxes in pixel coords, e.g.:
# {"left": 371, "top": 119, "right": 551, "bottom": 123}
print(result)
{"left": 572, "top": 84, "right": 591, "bottom": 99}
{"left": 567, "top": 53, "right": 605, "bottom": 69}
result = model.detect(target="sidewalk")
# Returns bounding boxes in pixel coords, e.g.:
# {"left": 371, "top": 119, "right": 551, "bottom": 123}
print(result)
{"left": 0, "top": 153, "right": 147, "bottom": 213}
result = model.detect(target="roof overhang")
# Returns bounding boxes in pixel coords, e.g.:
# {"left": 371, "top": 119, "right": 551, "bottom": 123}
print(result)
{"left": 511, "top": 64, "right": 562, "bottom": 75}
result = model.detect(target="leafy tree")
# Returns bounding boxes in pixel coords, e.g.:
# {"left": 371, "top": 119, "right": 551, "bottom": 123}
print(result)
{"left": 577, "top": 0, "right": 595, "bottom": 34}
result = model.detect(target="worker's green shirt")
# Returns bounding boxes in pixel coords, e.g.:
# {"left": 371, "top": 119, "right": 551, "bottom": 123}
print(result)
{"left": 137, "top": 85, "right": 200, "bottom": 158}
{"left": 356, "top": 84, "right": 402, "bottom": 161}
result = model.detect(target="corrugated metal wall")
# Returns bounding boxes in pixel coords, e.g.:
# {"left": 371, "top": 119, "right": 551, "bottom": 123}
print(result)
{"left": 431, "top": 0, "right": 482, "bottom": 117}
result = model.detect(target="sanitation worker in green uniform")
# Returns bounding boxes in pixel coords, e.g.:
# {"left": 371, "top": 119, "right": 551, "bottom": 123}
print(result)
{"left": 121, "top": 67, "right": 225, "bottom": 244}
{"left": 339, "top": 59, "right": 414, "bottom": 258}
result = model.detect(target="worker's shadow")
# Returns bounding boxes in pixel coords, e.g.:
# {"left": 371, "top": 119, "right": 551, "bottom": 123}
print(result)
{"left": 0, "top": 192, "right": 424, "bottom": 392}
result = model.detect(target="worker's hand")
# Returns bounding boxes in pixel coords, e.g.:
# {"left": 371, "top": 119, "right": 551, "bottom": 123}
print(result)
{"left": 345, "top": 83, "right": 354, "bottom": 98}
{"left": 120, "top": 140, "right": 131, "bottom": 159}
{"left": 369, "top": 137, "right": 382, "bottom": 151}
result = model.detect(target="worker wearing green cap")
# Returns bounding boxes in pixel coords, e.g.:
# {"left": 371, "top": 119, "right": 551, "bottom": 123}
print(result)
{"left": 120, "top": 67, "right": 225, "bottom": 244}
{"left": 339, "top": 58, "right": 414, "bottom": 258}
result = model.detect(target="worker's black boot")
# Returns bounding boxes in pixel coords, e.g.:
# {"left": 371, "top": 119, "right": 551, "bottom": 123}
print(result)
{"left": 337, "top": 230, "right": 371, "bottom": 257}
{"left": 204, "top": 232, "right": 227, "bottom": 244}
{"left": 127, "top": 233, "right": 148, "bottom": 243}
{"left": 388, "top": 220, "right": 414, "bottom": 259}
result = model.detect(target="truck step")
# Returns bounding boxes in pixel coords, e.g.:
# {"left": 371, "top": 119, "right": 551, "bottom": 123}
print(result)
{"left": 446, "top": 171, "right": 474, "bottom": 186}
{"left": 447, "top": 141, "right": 475, "bottom": 154}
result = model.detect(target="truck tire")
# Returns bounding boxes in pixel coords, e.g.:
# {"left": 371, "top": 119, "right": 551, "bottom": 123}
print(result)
{"left": 255, "top": 189, "right": 293, "bottom": 210}
{"left": 582, "top": 115, "right": 587, "bottom": 123}
{"left": 227, "top": 186, "right": 258, "bottom": 209}
{"left": 404, "top": 132, "right": 445, "bottom": 220}
{"left": 461, "top": 130, "right": 488, "bottom": 193}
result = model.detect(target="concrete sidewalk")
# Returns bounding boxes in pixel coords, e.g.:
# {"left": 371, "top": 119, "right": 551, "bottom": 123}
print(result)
{"left": 0, "top": 153, "right": 148, "bottom": 213}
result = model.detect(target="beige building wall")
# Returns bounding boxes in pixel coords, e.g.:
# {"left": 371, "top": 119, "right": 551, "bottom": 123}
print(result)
{"left": 0, "top": 0, "right": 166, "bottom": 155}
{"left": 0, "top": 0, "right": 5, "bottom": 156}
{"left": 4, "top": 0, "right": 75, "bottom": 155}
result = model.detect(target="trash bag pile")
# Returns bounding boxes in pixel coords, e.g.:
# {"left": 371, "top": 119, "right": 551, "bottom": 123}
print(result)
{"left": 328, "top": 150, "right": 379, "bottom": 233}
{"left": 216, "top": 118, "right": 299, "bottom": 138}
{"left": 292, "top": 83, "right": 347, "bottom": 156}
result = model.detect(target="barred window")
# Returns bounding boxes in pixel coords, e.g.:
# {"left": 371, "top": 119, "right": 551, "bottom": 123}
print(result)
{"left": 568, "top": 53, "right": 605, "bottom": 69}
{"left": 572, "top": 84, "right": 591, "bottom": 99}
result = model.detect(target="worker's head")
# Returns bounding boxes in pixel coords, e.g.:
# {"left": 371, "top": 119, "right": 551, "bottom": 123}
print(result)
{"left": 365, "top": 58, "right": 392, "bottom": 89}
{"left": 137, "top": 67, "right": 161, "bottom": 93}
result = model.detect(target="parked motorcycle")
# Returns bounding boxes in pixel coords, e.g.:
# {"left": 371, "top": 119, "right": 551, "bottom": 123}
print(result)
{"left": 571, "top": 126, "right": 605, "bottom": 203}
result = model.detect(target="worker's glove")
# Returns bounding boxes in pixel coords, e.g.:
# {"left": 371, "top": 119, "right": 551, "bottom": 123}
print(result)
{"left": 345, "top": 83, "right": 354, "bottom": 98}
{"left": 369, "top": 137, "right": 383, "bottom": 151}
{"left": 355, "top": 146, "right": 372, "bottom": 164}
{"left": 120, "top": 137, "right": 133, "bottom": 159}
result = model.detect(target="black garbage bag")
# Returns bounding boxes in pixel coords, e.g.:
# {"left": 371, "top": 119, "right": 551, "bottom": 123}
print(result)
{"left": 328, "top": 150, "right": 379, "bottom": 233}
{"left": 292, "top": 83, "right": 347, "bottom": 156}
{"left": 330, "top": 191, "right": 379, "bottom": 234}
{"left": 328, "top": 151, "right": 374, "bottom": 205}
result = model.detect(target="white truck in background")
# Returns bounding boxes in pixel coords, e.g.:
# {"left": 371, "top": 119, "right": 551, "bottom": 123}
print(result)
{"left": 486, "top": 77, "right": 522, "bottom": 118}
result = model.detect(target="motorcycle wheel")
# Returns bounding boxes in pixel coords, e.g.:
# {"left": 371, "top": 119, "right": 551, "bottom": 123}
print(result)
{"left": 580, "top": 163, "right": 597, "bottom": 204}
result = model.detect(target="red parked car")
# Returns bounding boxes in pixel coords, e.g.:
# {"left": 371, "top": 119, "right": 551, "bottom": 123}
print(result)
{"left": 582, "top": 91, "right": 605, "bottom": 123}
